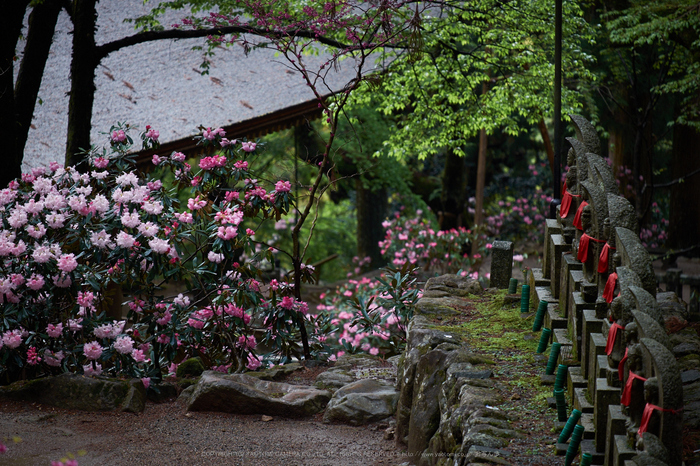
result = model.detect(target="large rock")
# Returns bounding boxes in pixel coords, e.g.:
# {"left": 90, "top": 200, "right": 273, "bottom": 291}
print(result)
{"left": 0, "top": 373, "right": 146, "bottom": 413}
{"left": 323, "top": 378, "right": 399, "bottom": 425}
{"left": 186, "top": 371, "right": 330, "bottom": 417}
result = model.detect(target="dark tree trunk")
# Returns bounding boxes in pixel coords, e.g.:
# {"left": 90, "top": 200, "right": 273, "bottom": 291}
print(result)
{"left": 439, "top": 149, "right": 466, "bottom": 231}
{"left": 15, "top": 0, "right": 63, "bottom": 161}
{"left": 356, "top": 180, "right": 387, "bottom": 268}
{"left": 668, "top": 121, "right": 700, "bottom": 251}
{"left": 0, "top": 0, "right": 31, "bottom": 188}
{"left": 66, "top": 0, "right": 99, "bottom": 169}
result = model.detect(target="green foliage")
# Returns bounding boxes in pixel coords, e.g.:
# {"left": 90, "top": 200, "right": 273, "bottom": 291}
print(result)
{"left": 352, "top": 0, "right": 597, "bottom": 160}
{"left": 604, "top": 0, "right": 700, "bottom": 130}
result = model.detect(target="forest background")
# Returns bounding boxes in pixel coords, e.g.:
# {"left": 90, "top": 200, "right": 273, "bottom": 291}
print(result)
{"left": 3, "top": 0, "right": 700, "bottom": 282}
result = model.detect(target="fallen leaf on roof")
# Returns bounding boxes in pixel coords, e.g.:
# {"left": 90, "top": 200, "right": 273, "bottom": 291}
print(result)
{"left": 210, "top": 77, "right": 223, "bottom": 86}
{"left": 122, "top": 80, "right": 134, "bottom": 90}
{"left": 240, "top": 101, "right": 253, "bottom": 109}
{"left": 103, "top": 71, "right": 115, "bottom": 81}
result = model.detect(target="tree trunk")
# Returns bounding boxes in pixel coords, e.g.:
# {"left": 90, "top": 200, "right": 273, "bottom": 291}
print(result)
{"left": 0, "top": 0, "right": 31, "bottom": 188}
{"left": 475, "top": 128, "right": 487, "bottom": 227}
{"left": 439, "top": 149, "right": 466, "bottom": 231}
{"left": 66, "top": 0, "right": 99, "bottom": 169}
{"left": 356, "top": 180, "right": 387, "bottom": 268}
{"left": 668, "top": 121, "right": 700, "bottom": 251}
{"left": 15, "top": 0, "right": 62, "bottom": 162}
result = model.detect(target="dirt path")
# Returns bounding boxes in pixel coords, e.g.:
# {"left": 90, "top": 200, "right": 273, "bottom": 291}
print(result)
{"left": 0, "top": 399, "right": 404, "bottom": 466}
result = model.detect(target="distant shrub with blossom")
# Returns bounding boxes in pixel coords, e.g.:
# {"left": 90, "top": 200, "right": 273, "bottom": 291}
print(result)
{"left": 379, "top": 208, "right": 481, "bottom": 275}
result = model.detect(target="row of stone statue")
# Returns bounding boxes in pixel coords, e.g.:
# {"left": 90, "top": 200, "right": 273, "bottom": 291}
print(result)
{"left": 543, "top": 115, "right": 682, "bottom": 466}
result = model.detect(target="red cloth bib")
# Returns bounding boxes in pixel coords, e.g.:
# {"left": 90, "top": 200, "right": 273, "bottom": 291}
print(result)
{"left": 598, "top": 243, "right": 615, "bottom": 273}
{"left": 578, "top": 233, "right": 591, "bottom": 262}
{"left": 638, "top": 403, "right": 682, "bottom": 436}
{"left": 573, "top": 201, "right": 588, "bottom": 230}
{"left": 618, "top": 348, "right": 628, "bottom": 380}
{"left": 621, "top": 371, "right": 646, "bottom": 406}
{"left": 560, "top": 182, "right": 581, "bottom": 218}
{"left": 605, "top": 322, "right": 624, "bottom": 355}
{"left": 603, "top": 272, "right": 618, "bottom": 304}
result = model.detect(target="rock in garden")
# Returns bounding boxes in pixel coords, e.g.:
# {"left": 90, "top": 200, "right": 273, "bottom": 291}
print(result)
{"left": 323, "top": 378, "right": 399, "bottom": 426}
{"left": 176, "top": 357, "right": 205, "bottom": 378}
{"left": 0, "top": 373, "right": 146, "bottom": 413}
{"left": 186, "top": 371, "right": 331, "bottom": 417}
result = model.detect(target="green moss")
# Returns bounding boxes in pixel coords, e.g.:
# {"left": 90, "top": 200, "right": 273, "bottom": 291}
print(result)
{"left": 177, "top": 357, "right": 205, "bottom": 378}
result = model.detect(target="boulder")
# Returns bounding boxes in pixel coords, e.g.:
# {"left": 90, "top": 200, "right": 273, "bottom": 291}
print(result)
{"left": 0, "top": 373, "right": 146, "bottom": 413}
{"left": 187, "top": 371, "right": 330, "bottom": 417}
{"left": 323, "top": 378, "right": 399, "bottom": 425}
{"left": 244, "top": 362, "right": 304, "bottom": 381}
{"left": 315, "top": 369, "right": 356, "bottom": 389}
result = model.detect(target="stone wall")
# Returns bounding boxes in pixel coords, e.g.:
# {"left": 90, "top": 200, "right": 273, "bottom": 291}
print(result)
{"left": 395, "top": 275, "right": 518, "bottom": 466}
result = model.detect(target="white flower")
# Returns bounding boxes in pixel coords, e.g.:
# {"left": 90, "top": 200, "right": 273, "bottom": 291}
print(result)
{"left": 148, "top": 238, "right": 170, "bottom": 254}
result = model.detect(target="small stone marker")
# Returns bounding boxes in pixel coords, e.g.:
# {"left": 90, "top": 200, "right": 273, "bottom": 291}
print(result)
{"left": 490, "top": 240, "right": 514, "bottom": 289}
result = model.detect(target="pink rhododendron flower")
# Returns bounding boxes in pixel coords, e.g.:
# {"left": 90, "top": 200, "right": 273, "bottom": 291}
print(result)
{"left": 114, "top": 336, "right": 135, "bottom": 354}
{"left": 132, "top": 349, "right": 148, "bottom": 363}
{"left": 111, "top": 129, "right": 126, "bottom": 143}
{"left": 27, "top": 273, "right": 45, "bottom": 291}
{"left": 141, "top": 377, "right": 151, "bottom": 389}
{"left": 47, "top": 322, "right": 63, "bottom": 338}
{"left": 171, "top": 152, "right": 186, "bottom": 162}
{"left": 45, "top": 350, "right": 65, "bottom": 367}
{"left": 233, "top": 160, "right": 248, "bottom": 170}
{"left": 27, "top": 346, "right": 41, "bottom": 365}
{"left": 2, "top": 330, "right": 22, "bottom": 349}
{"left": 246, "top": 353, "right": 262, "bottom": 371}
{"left": 83, "top": 362, "right": 102, "bottom": 376}
{"left": 148, "top": 238, "right": 171, "bottom": 254}
{"left": 83, "top": 341, "right": 103, "bottom": 360}
{"left": 208, "top": 251, "right": 224, "bottom": 263}
{"left": 275, "top": 180, "right": 291, "bottom": 193}
{"left": 145, "top": 127, "right": 159, "bottom": 141}
{"left": 217, "top": 225, "right": 237, "bottom": 240}
{"left": 241, "top": 141, "right": 257, "bottom": 152}
{"left": 57, "top": 253, "right": 78, "bottom": 273}
{"left": 187, "top": 196, "right": 207, "bottom": 211}
{"left": 116, "top": 231, "right": 136, "bottom": 248}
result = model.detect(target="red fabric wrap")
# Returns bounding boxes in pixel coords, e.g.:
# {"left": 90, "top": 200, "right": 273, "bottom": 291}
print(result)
{"left": 618, "top": 348, "right": 629, "bottom": 380}
{"left": 621, "top": 371, "right": 647, "bottom": 406}
{"left": 638, "top": 404, "right": 682, "bottom": 436}
{"left": 578, "top": 233, "right": 591, "bottom": 262}
{"left": 573, "top": 201, "right": 588, "bottom": 230}
{"left": 604, "top": 272, "right": 618, "bottom": 304}
{"left": 605, "top": 322, "right": 623, "bottom": 355}
{"left": 598, "top": 243, "right": 615, "bottom": 273}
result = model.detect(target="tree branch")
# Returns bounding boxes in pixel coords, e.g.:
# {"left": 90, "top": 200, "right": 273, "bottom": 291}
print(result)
{"left": 96, "top": 24, "right": 354, "bottom": 61}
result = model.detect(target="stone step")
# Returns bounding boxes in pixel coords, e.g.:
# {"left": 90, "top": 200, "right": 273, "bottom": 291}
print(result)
{"left": 606, "top": 405, "right": 628, "bottom": 466}
{"left": 530, "top": 268, "right": 551, "bottom": 287}
{"left": 573, "top": 387, "right": 594, "bottom": 414}
{"left": 581, "top": 310, "right": 603, "bottom": 380}
{"left": 544, "top": 304, "right": 567, "bottom": 330}
{"left": 587, "top": 333, "right": 607, "bottom": 390}
{"left": 535, "top": 285, "right": 555, "bottom": 312}
{"left": 580, "top": 412, "right": 595, "bottom": 440}
{"left": 594, "top": 378, "right": 621, "bottom": 453}
{"left": 580, "top": 439, "right": 605, "bottom": 465}
{"left": 613, "top": 434, "right": 636, "bottom": 466}
{"left": 567, "top": 366, "right": 587, "bottom": 400}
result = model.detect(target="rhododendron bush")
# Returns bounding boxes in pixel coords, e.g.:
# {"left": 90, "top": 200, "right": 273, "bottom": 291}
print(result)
{"left": 0, "top": 124, "right": 324, "bottom": 384}
{"left": 379, "top": 208, "right": 483, "bottom": 276}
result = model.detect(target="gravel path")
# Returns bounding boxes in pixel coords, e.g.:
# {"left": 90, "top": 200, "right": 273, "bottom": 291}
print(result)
{"left": 18, "top": 0, "right": 360, "bottom": 173}
{"left": 0, "top": 399, "right": 404, "bottom": 466}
